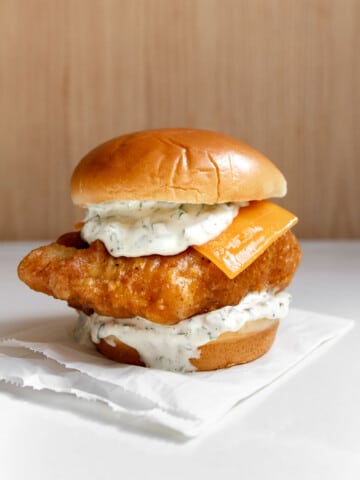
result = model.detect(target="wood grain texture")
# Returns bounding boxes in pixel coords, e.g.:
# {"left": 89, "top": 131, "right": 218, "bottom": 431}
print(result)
{"left": 1, "top": 0, "right": 359, "bottom": 239}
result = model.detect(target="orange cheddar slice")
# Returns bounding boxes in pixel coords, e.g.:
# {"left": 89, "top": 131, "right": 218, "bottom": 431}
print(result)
{"left": 193, "top": 200, "right": 298, "bottom": 279}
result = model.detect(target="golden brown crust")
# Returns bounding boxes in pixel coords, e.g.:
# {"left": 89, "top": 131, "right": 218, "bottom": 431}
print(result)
{"left": 95, "top": 318, "right": 279, "bottom": 371}
{"left": 70, "top": 129, "right": 287, "bottom": 205}
{"left": 18, "top": 231, "right": 301, "bottom": 325}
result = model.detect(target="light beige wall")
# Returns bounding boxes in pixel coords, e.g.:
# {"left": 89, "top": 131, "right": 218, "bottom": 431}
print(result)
{"left": 1, "top": 0, "right": 359, "bottom": 240}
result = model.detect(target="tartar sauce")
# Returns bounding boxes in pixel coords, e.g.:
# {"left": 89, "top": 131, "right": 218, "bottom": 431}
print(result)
{"left": 81, "top": 200, "right": 246, "bottom": 257}
{"left": 74, "top": 291, "right": 291, "bottom": 372}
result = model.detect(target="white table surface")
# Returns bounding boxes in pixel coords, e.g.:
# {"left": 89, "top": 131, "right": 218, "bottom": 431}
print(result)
{"left": 0, "top": 241, "right": 359, "bottom": 479}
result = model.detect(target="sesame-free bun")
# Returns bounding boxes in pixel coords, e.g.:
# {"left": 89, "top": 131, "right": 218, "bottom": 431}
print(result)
{"left": 96, "top": 317, "right": 279, "bottom": 372}
{"left": 71, "top": 129, "right": 287, "bottom": 206}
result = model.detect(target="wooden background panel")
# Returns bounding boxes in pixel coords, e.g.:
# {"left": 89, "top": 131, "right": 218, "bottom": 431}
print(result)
{"left": 0, "top": 0, "right": 359, "bottom": 240}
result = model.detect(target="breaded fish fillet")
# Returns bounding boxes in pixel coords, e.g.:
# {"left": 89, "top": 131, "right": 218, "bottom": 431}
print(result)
{"left": 18, "top": 231, "right": 301, "bottom": 324}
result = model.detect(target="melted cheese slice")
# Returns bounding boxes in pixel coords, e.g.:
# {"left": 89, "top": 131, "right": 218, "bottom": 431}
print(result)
{"left": 193, "top": 200, "right": 298, "bottom": 279}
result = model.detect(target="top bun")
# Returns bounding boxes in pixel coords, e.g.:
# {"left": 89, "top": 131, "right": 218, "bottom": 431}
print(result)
{"left": 71, "top": 129, "right": 286, "bottom": 206}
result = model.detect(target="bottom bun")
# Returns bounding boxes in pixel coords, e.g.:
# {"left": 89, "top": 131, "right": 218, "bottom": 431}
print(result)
{"left": 96, "top": 317, "right": 279, "bottom": 372}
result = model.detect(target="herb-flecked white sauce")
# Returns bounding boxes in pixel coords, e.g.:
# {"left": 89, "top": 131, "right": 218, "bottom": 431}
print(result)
{"left": 74, "top": 291, "right": 291, "bottom": 372}
{"left": 81, "top": 200, "right": 247, "bottom": 257}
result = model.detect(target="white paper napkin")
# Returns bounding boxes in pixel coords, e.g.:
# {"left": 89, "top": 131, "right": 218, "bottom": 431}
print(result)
{"left": 0, "top": 309, "right": 353, "bottom": 437}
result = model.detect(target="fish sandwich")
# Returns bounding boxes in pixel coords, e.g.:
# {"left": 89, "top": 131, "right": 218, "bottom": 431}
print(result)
{"left": 18, "top": 129, "right": 301, "bottom": 372}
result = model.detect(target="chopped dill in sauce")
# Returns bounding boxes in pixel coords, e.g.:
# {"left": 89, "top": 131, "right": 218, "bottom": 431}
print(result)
{"left": 81, "top": 200, "right": 247, "bottom": 257}
{"left": 75, "top": 291, "right": 291, "bottom": 372}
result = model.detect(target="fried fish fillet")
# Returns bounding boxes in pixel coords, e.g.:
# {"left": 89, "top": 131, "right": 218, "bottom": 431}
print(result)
{"left": 18, "top": 231, "right": 301, "bottom": 324}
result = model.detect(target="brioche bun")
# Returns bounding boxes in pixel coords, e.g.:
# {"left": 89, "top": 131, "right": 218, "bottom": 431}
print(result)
{"left": 71, "top": 129, "right": 286, "bottom": 206}
{"left": 96, "top": 318, "right": 279, "bottom": 372}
